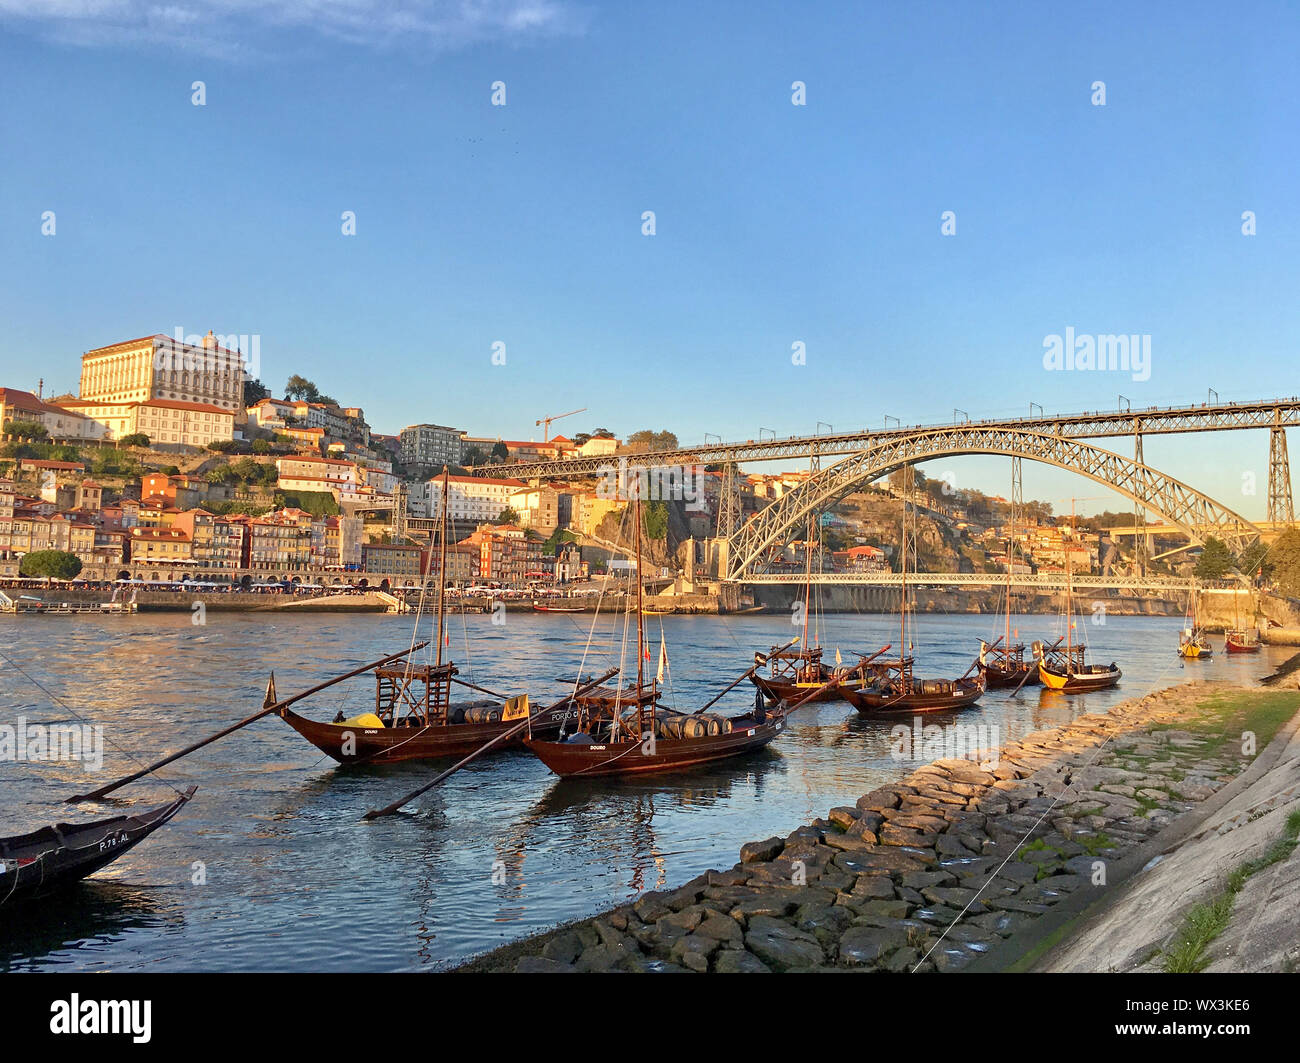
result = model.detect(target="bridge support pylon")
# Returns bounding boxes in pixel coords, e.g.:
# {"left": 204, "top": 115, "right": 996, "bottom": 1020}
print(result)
{"left": 1268, "top": 419, "right": 1295, "bottom": 527}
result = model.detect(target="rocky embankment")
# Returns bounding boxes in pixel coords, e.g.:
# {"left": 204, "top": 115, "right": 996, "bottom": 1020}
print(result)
{"left": 463, "top": 682, "right": 1287, "bottom": 973}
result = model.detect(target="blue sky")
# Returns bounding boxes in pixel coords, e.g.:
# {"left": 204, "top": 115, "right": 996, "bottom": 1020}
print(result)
{"left": 0, "top": 1, "right": 1296, "bottom": 518}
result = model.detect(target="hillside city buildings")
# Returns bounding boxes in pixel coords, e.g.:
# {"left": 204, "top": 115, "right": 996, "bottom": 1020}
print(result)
{"left": 1, "top": 328, "right": 1125, "bottom": 591}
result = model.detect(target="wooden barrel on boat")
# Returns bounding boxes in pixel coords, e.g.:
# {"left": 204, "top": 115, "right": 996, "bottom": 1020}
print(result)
{"left": 681, "top": 717, "right": 710, "bottom": 738}
{"left": 463, "top": 703, "right": 502, "bottom": 724}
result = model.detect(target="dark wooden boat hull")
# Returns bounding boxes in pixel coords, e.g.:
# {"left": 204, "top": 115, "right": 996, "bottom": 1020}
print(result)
{"left": 279, "top": 705, "right": 575, "bottom": 764}
{"left": 840, "top": 681, "right": 984, "bottom": 715}
{"left": 0, "top": 788, "right": 195, "bottom": 902}
{"left": 524, "top": 714, "right": 783, "bottom": 778}
{"left": 979, "top": 663, "right": 1041, "bottom": 688}
{"left": 750, "top": 674, "right": 849, "bottom": 703}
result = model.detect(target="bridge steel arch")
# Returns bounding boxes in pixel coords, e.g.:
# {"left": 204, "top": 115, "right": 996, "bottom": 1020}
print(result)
{"left": 724, "top": 426, "right": 1262, "bottom": 580}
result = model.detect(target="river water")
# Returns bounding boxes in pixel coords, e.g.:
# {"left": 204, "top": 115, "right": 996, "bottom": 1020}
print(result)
{"left": 0, "top": 608, "right": 1286, "bottom": 971}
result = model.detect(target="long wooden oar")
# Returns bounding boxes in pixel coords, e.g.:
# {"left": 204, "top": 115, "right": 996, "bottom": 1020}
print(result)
{"left": 66, "top": 643, "right": 429, "bottom": 803}
{"left": 694, "top": 637, "right": 800, "bottom": 716}
{"left": 362, "top": 666, "right": 619, "bottom": 820}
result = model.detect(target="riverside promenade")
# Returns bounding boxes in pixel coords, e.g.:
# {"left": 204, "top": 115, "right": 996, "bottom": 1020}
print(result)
{"left": 460, "top": 679, "right": 1300, "bottom": 973}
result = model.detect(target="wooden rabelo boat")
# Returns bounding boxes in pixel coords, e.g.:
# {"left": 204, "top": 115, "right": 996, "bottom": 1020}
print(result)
{"left": 1177, "top": 581, "right": 1213, "bottom": 659}
{"left": 839, "top": 657, "right": 985, "bottom": 715}
{"left": 977, "top": 459, "right": 1041, "bottom": 689}
{"left": 1034, "top": 639, "right": 1122, "bottom": 691}
{"left": 839, "top": 465, "right": 985, "bottom": 716}
{"left": 751, "top": 506, "right": 867, "bottom": 705}
{"left": 523, "top": 494, "right": 801, "bottom": 780}
{"left": 2, "top": 788, "right": 195, "bottom": 902}
{"left": 751, "top": 643, "right": 865, "bottom": 704}
{"left": 978, "top": 637, "right": 1040, "bottom": 687}
{"left": 1224, "top": 588, "right": 1261, "bottom": 653}
{"left": 277, "top": 663, "right": 573, "bottom": 764}
{"left": 279, "top": 467, "right": 568, "bottom": 765}
{"left": 1032, "top": 504, "right": 1121, "bottom": 693}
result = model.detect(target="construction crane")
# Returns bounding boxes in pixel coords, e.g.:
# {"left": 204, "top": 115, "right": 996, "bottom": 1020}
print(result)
{"left": 536, "top": 407, "right": 587, "bottom": 442}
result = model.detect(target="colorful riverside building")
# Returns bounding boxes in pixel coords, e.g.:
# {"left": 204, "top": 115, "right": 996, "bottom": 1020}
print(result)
{"left": 458, "top": 524, "right": 543, "bottom": 584}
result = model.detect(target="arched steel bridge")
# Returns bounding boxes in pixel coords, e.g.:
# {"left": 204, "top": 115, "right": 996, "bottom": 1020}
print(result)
{"left": 485, "top": 396, "right": 1300, "bottom": 478}
{"left": 722, "top": 426, "right": 1261, "bottom": 580}
{"left": 466, "top": 396, "right": 1295, "bottom": 581}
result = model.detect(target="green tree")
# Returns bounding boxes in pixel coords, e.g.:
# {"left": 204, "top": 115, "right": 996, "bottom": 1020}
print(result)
{"left": 643, "top": 500, "right": 669, "bottom": 540}
{"left": 207, "top": 439, "right": 240, "bottom": 453}
{"left": 243, "top": 378, "right": 271, "bottom": 406}
{"left": 1238, "top": 540, "right": 1272, "bottom": 582}
{"left": 497, "top": 506, "right": 519, "bottom": 525}
{"left": 284, "top": 375, "right": 337, "bottom": 406}
{"left": 118, "top": 433, "right": 151, "bottom": 448}
{"left": 3, "top": 420, "right": 48, "bottom": 441}
{"left": 20, "top": 550, "right": 83, "bottom": 580}
{"left": 490, "top": 441, "right": 509, "bottom": 462}
{"left": 462, "top": 446, "right": 487, "bottom": 467}
{"left": 625, "top": 429, "right": 678, "bottom": 452}
{"left": 251, "top": 439, "right": 272, "bottom": 454}
{"left": 232, "top": 457, "right": 263, "bottom": 482}
{"left": 1194, "top": 537, "right": 1234, "bottom": 580}
{"left": 1269, "top": 529, "right": 1300, "bottom": 597}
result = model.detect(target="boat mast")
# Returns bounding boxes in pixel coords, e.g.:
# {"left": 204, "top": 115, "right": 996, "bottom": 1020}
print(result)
{"left": 1006, "top": 457, "right": 1018, "bottom": 651}
{"left": 802, "top": 514, "right": 814, "bottom": 652}
{"left": 634, "top": 488, "right": 646, "bottom": 691}
{"left": 900, "top": 466, "right": 909, "bottom": 659}
{"left": 1066, "top": 499, "right": 1075, "bottom": 662}
{"left": 435, "top": 465, "right": 450, "bottom": 667}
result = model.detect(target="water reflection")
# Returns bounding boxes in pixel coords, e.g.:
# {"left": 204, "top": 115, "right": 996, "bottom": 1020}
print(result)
{"left": 1, "top": 610, "right": 1289, "bottom": 971}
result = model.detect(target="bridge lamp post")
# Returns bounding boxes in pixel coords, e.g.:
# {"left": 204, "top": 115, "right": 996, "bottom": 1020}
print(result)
{"left": 1118, "top": 394, "right": 1130, "bottom": 412}
{"left": 1029, "top": 402, "right": 1043, "bottom": 417}
{"left": 884, "top": 415, "right": 900, "bottom": 430}
{"left": 1208, "top": 388, "right": 1219, "bottom": 404}
{"left": 758, "top": 427, "right": 775, "bottom": 442}
{"left": 954, "top": 408, "right": 969, "bottom": 423}
{"left": 816, "top": 422, "right": 833, "bottom": 436}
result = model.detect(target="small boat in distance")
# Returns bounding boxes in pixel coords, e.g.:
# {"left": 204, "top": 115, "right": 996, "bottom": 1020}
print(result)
{"left": 977, "top": 458, "right": 1041, "bottom": 689}
{"left": 840, "top": 465, "right": 985, "bottom": 715}
{"left": 1225, "top": 629, "right": 1262, "bottom": 654}
{"left": 1178, "top": 581, "right": 1214, "bottom": 659}
{"left": 1034, "top": 504, "right": 1121, "bottom": 692}
{"left": 1, "top": 788, "right": 196, "bottom": 903}
{"left": 1225, "top": 584, "right": 1261, "bottom": 653}
{"left": 532, "top": 601, "right": 584, "bottom": 613}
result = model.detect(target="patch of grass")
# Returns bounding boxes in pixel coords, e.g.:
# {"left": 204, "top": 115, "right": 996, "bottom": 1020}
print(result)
{"left": 1160, "top": 808, "right": 1300, "bottom": 973}
{"left": 1076, "top": 832, "right": 1114, "bottom": 857}
{"left": 1154, "top": 690, "right": 1300, "bottom": 758}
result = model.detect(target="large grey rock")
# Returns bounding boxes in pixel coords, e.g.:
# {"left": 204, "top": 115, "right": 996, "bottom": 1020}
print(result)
{"left": 838, "top": 925, "right": 910, "bottom": 966}
{"left": 740, "top": 836, "right": 784, "bottom": 863}
{"left": 744, "top": 917, "right": 825, "bottom": 971}
{"left": 714, "top": 949, "right": 772, "bottom": 973}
